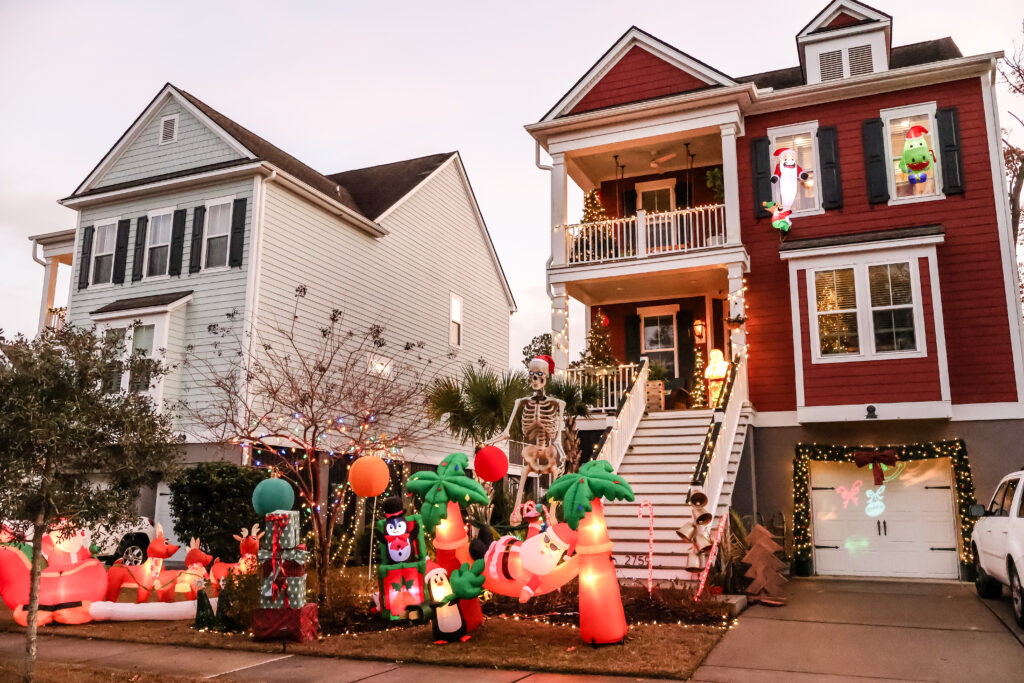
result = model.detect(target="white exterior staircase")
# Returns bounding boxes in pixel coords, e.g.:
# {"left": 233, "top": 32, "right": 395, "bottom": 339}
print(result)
{"left": 605, "top": 407, "right": 751, "bottom": 581}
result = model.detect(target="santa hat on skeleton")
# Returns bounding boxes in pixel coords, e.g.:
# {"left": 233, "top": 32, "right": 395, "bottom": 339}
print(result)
{"left": 529, "top": 355, "right": 555, "bottom": 376}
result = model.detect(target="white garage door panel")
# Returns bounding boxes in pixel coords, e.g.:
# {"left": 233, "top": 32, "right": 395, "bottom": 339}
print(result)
{"left": 810, "top": 458, "right": 959, "bottom": 579}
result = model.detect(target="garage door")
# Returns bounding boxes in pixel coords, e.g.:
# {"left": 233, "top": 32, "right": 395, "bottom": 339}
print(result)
{"left": 810, "top": 457, "right": 959, "bottom": 579}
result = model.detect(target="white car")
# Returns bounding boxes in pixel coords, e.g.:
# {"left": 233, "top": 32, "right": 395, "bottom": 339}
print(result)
{"left": 971, "top": 471, "right": 1024, "bottom": 626}
{"left": 1, "top": 517, "right": 156, "bottom": 566}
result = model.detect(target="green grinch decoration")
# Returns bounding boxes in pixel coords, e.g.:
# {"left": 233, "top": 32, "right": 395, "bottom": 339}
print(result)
{"left": 898, "top": 125, "right": 936, "bottom": 185}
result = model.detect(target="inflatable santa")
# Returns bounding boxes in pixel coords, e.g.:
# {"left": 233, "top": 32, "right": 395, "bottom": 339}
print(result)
{"left": 770, "top": 147, "right": 809, "bottom": 212}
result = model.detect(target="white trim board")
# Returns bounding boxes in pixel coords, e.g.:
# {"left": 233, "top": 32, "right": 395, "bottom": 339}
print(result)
{"left": 797, "top": 401, "right": 952, "bottom": 423}
{"left": 754, "top": 402, "right": 1024, "bottom": 426}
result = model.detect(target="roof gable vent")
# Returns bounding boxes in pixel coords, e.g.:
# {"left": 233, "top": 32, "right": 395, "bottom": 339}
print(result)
{"left": 848, "top": 44, "right": 873, "bottom": 75}
{"left": 159, "top": 114, "right": 178, "bottom": 145}
{"left": 819, "top": 50, "right": 844, "bottom": 81}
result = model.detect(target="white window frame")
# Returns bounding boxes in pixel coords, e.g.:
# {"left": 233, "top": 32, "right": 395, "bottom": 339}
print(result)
{"left": 635, "top": 179, "right": 676, "bottom": 213}
{"left": 201, "top": 195, "right": 235, "bottom": 272}
{"left": 638, "top": 304, "right": 680, "bottom": 378}
{"left": 449, "top": 293, "right": 463, "bottom": 348}
{"left": 143, "top": 207, "right": 175, "bottom": 280}
{"left": 767, "top": 120, "right": 824, "bottom": 217}
{"left": 90, "top": 218, "right": 120, "bottom": 287}
{"left": 880, "top": 102, "right": 945, "bottom": 206}
{"left": 805, "top": 250, "right": 928, "bottom": 364}
{"left": 158, "top": 113, "right": 179, "bottom": 146}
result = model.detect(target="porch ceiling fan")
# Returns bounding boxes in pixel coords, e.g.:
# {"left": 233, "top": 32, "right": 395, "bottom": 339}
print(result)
{"left": 649, "top": 150, "right": 678, "bottom": 168}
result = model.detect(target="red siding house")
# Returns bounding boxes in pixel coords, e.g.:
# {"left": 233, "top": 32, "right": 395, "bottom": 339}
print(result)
{"left": 530, "top": 1, "right": 1023, "bottom": 581}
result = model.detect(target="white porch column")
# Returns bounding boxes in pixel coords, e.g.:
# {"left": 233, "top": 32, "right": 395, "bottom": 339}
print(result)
{"left": 550, "top": 152, "right": 567, "bottom": 267}
{"left": 551, "top": 283, "right": 569, "bottom": 376}
{"left": 720, "top": 123, "right": 741, "bottom": 245}
{"left": 37, "top": 258, "right": 58, "bottom": 333}
{"left": 635, "top": 209, "right": 647, "bottom": 257}
{"left": 728, "top": 263, "right": 747, "bottom": 360}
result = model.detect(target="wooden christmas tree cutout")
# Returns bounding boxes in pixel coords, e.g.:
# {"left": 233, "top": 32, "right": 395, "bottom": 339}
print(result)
{"left": 742, "top": 524, "right": 787, "bottom": 604}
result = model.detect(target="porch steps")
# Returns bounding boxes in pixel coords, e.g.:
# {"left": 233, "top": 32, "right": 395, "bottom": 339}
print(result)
{"left": 604, "top": 408, "right": 751, "bottom": 582}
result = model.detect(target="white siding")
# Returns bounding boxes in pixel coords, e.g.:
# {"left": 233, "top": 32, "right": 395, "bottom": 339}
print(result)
{"left": 95, "top": 98, "right": 243, "bottom": 189}
{"left": 256, "top": 159, "right": 511, "bottom": 464}
{"left": 68, "top": 177, "right": 255, "bottom": 423}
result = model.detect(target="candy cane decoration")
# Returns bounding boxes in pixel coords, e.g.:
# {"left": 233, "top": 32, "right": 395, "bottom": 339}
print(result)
{"left": 694, "top": 512, "right": 728, "bottom": 602}
{"left": 637, "top": 500, "right": 655, "bottom": 595}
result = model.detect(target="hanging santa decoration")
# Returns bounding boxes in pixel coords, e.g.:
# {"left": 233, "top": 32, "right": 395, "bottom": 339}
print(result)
{"left": 770, "top": 147, "right": 809, "bottom": 213}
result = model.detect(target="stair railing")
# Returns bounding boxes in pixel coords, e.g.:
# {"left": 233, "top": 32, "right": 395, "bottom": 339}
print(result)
{"left": 689, "top": 354, "right": 747, "bottom": 516}
{"left": 592, "top": 358, "right": 649, "bottom": 472}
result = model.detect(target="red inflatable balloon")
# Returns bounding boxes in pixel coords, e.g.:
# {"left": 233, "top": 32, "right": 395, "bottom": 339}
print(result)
{"left": 474, "top": 446, "right": 509, "bottom": 482}
{"left": 349, "top": 456, "right": 390, "bottom": 497}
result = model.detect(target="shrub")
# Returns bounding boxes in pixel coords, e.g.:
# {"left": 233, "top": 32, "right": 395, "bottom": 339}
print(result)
{"left": 168, "top": 462, "right": 269, "bottom": 559}
{"left": 216, "top": 570, "right": 261, "bottom": 630}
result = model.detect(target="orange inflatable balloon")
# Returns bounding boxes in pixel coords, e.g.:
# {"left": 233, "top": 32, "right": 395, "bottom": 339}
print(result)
{"left": 349, "top": 456, "right": 390, "bottom": 497}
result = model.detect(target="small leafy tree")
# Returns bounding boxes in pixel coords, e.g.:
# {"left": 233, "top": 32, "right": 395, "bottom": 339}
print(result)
{"left": 168, "top": 462, "right": 269, "bottom": 560}
{"left": 181, "top": 286, "right": 443, "bottom": 605}
{"left": 521, "top": 333, "right": 551, "bottom": 368}
{"left": 0, "top": 325, "right": 182, "bottom": 681}
{"left": 546, "top": 377, "right": 602, "bottom": 474}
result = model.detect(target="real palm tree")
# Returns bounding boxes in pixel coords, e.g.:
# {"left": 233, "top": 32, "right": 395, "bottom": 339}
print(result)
{"left": 546, "top": 377, "right": 602, "bottom": 474}
{"left": 425, "top": 366, "right": 528, "bottom": 446}
{"left": 546, "top": 459, "right": 634, "bottom": 644}
{"left": 407, "top": 452, "right": 489, "bottom": 631}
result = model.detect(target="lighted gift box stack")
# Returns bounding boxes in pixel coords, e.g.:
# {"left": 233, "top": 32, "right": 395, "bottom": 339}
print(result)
{"left": 252, "top": 507, "right": 318, "bottom": 641}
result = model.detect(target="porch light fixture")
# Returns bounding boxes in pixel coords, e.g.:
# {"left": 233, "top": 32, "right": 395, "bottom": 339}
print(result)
{"left": 693, "top": 319, "right": 707, "bottom": 344}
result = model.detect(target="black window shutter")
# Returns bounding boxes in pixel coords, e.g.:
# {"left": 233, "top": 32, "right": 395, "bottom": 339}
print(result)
{"left": 623, "top": 189, "right": 637, "bottom": 217}
{"left": 189, "top": 205, "right": 206, "bottom": 273}
{"left": 751, "top": 136, "right": 773, "bottom": 218}
{"left": 132, "top": 216, "right": 148, "bottom": 282}
{"left": 111, "top": 219, "right": 131, "bottom": 284}
{"left": 228, "top": 197, "right": 247, "bottom": 267}
{"left": 624, "top": 314, "right": 641, "bottom": 363}
{"left": 77, "top": 225, "right": 94, "bottom": 289}
{"left": 937, "top": 107, "right": 965, "bottom": 195}
{"left": 674, "top": 178, "right": 690, "bottom": 209}
{"left": 862, "top": 118, "right": 890, "bottom": 204}
{"left": 817, "top": 126, "right": 844, "bottom": 210}
{"left": 676, "top": 310, "right": 695, "bottom": 380}
{"left": 168, "top": 209, "right": 187, "bottom": 276}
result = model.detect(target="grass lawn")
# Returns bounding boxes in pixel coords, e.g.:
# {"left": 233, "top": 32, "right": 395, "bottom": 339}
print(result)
{"left": 0, "top": 605, "right": 726, "bottom": 679}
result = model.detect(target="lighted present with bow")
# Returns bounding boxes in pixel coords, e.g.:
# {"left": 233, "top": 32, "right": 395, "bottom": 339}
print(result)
{"left": 379, "top": 564, "right": 426, "bottom": 618}
{"left": 261, "top": 510, "right": 302, "bottom": 551}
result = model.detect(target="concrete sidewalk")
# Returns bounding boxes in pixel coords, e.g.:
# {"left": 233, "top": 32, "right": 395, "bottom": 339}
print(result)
{"left": 692, "top": 578, "right": 1024, "bottom": 682}
{"left": 0, "top": 632, "right": 674, "bottom": 682}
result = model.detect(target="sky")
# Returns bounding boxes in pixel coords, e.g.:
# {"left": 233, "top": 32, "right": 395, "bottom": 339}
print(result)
{"left": 1, "top": 0, "right": 1021, "bottom": 368}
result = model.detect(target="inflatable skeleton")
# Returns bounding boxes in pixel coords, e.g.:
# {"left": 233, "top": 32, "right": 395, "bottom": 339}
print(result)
{"left": 489, "top": 355, "right": 566, "bottom": 524}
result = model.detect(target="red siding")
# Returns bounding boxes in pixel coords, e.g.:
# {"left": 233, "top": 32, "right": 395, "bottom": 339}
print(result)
{"left": 825, "top": 11, "right": 864, "bottom": 29}
{"left": 739, "top": 78, "right": 1016, "bottom": 411}
{"left": 569, "top": 46, "right": 711, "bottom": 115}
{"left": 798, "top": 258, "right": 943, "bottom": 406}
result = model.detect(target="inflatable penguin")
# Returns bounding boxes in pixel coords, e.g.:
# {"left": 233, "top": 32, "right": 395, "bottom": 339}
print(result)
{"left": 424, "top": 561, "right": 469, "bottom": 644}
{"left": 381, "top": 497, "right": 417, "bottom": 564}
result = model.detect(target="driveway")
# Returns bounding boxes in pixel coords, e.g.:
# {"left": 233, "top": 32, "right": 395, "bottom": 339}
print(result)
{"left": 693, "top": 578, "right": 1024, "bottom": 682}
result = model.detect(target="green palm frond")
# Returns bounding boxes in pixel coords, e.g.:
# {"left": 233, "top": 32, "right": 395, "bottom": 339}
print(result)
{"left": 545, "top": 459, "right": 634, "bottom": 529}
{"left": 546, "top": 377, "right": 601, "bottom": 418}
{"left": 426, "top": 366, "right": 528, "bottom": 444}
{"left": 407, "top": 452, "right": 489, "bottom": 530}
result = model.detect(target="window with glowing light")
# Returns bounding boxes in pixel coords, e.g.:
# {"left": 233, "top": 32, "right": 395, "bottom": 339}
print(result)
{"left": 767, "top": 121, "right": 821, "bottom": 214}
{"left": 92, "top": 221, "right": 118, "bottom": 285}
{"left": 815, "top": 268, "right": 859, "bottom": 355}
{"left": 641, "top": 314, "right": 676, "bottom": 378}
{"left": 881, "top": 103, "right": 943, "bottom": 202}
{"left": 368, "top": 352, "right": 392, "bottom": 376}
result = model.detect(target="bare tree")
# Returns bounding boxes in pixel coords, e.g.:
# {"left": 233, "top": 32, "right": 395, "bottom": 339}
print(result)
{"left": 1000, "top": 21, "right": 1024, "bottom": 245}
{"left": 180, "top": 285, "right": 444, "bottom": 604}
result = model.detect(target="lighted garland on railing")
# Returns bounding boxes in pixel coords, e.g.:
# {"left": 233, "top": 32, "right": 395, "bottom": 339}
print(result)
{"left": 689, "top": 358, "right": 739, "bottom": 488}
{"left": 792, "top": 439, "right": 978, "bottom": 568}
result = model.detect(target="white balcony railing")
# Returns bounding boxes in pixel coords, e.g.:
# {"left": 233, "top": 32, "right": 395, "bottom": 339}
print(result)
{"left": 45, "top": 307, "right": 67, "bottom": 329}
{"left": 566, "top": 363, "right": 640, "bottom": 411}
{"left": 563, "top": 204, "right": 727, "bottom": 266}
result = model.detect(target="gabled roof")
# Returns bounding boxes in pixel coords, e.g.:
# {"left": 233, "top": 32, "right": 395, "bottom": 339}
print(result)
{"left": 796, "top": 0, "right": 891, "bottom": 40}
{"left": 737, "top": 37, "right": 962, "bottom": 90}
{"left": 327, "top": 152, "right": 455, "bottom": 221}
{"left": 541, "top": 26, "right": 735, "bottom": 121}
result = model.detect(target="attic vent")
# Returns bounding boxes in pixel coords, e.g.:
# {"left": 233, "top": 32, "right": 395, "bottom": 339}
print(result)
{"left": 848, "top": 44, "right": 874, "bottom": 76}
{"left": 159, "top": 114, "right": 178, "bottom": 145}
{"left": 819, "top": 50, "right": 844, "bottom": 81}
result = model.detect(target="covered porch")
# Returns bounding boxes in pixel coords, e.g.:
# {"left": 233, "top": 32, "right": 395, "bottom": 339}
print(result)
{"left": 30, "top": 229, "right": 76, "bottom": 333}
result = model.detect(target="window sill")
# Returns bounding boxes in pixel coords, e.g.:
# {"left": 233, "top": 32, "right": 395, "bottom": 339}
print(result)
{"left": 89, "top": 281, "right": 116, "bottom": 290}
{"left": 143, "top": 274, "right": 171, "bottom": 283}
{"left": 810, "top": 348, "right": 927, "bottom": 365}
{"left": 200, "top": 266, "right": 231, "bottom": 274}
{"left": 887, "top": 193, "right": 945, "bottom": 207}
{"left": 789, "top": 206, "right": 825, "bottom": 218}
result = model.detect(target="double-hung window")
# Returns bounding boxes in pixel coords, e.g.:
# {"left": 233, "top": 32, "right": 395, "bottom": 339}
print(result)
{"left": 101, "top": 323, "right": 156, "bottom": 394}
{"left": 638, "top": 305, "right": 679, "bottom": 378}
{"left": 146, "top": 209, "right": 173, "bottom": 278}
{"left": 92, "top": 221, "right": 118, "bottom": 285}
{"left": 204, "top": 199, "right": 232, "bottom": 269}
{"left": 767, "top": 121, "right": 821, "bottom": 215}
{"left": 128, "top": 324, "right": 156, "bottom": 392}
{"left": 449, "top": 293, "right": 463, "bottom": 347}
{"left": 881, "top": 103, "right": 943, "bottom": 203}
{"left": 808, "top": 256, "right": 926, "bottom": 363}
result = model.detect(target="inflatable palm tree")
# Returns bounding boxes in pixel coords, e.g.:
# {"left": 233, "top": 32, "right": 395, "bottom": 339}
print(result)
{"left": 407, "top": 453, "right": 489, "bottom": 631}
{"left": 546, "top": 459, "right": 634, "bottom": 644}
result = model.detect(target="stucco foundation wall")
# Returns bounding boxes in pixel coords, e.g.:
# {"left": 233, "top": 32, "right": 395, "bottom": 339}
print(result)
{"left": 736, "top": 419, "right": 1024, "bottom": 520}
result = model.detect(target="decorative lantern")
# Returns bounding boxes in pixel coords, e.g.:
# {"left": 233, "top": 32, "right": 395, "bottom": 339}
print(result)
{"left": 349, "top": 456, "right": 390, "bottom": 497}
{"left": 692, "top": 319, "right": 707, "bottom": 344}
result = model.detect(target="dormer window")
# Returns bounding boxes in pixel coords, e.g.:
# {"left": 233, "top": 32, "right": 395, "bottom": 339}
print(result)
{"left": 797, "top": 1, "right": 891, "bottom": 85}
{"left": 159, "top": 114, "right": 178, "bottom": 145}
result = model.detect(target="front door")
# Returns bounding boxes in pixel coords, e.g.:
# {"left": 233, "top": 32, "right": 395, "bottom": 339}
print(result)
{"left": 810, "top": 458, "right": 959, "bottom": 579}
